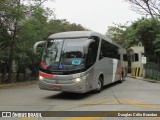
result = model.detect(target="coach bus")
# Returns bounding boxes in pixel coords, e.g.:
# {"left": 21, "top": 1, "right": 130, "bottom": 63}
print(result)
{"left": 34, "top": 31, "right": 128, "bottom": 93}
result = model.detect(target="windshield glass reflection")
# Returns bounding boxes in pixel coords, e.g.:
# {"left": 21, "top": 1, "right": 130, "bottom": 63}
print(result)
{"left": 41, "top": 38, "right": 87, "bottom": 72}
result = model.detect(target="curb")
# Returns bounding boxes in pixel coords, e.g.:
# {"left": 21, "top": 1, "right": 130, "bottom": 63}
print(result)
{"left": 128, "top": 76, "right": 160, "bottom": 83}
{"left": 0, "top": 81, "right": 38, "bottom": 89}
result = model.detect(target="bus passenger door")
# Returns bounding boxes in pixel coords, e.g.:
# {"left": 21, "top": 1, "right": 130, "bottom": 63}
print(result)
{"left": 86, "top": 41, "right": 98, "bottom": 91}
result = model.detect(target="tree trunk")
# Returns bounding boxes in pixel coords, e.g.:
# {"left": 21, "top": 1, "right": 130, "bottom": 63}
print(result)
{"left": 2, "top": 61, "right": 7, "bottom": 83}
{"left": 8, "top": 0, "right": 21, "bottom": 83}
{"left": 16, "top": 67, "right": 20, "bottom": 82}
{"left": 8, "top": 40, "right": 14, "bottom": 83}
{"left": 8, "top": 21, "right": 18, "bottom": 83}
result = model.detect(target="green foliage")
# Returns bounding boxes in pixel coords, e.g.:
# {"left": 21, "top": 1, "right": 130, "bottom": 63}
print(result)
{"left": 106, "top": 23, "right": 128, "bottom": 48}
{"left": 0, "top": 0, "right": 87, "bottom": 82}
{"left": 126, "top": 18, "right": 160, "bottom": 62}
{"left": 47, "top": 19, "right": 86, "bottom": 35}
{"left": 153, "top": 34, "right": 160, "bottom": 53}
{"left": 18, "top": 6, "right": 49, "bottom": 50}
{"left": 106, "top": 18, "right": 160, "bottom": 62}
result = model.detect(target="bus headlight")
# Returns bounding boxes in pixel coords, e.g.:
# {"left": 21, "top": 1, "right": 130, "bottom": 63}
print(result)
{"left": 75, "top": 78, "right": 81, "bottom": 82}
{"left": 73, "top": 76, "right": 86, "bottom": 83}
{"left": 39, "top": 76, "right": 45, "bottom": 81}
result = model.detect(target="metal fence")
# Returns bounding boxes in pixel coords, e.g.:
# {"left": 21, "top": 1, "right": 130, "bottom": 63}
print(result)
{"left": 144, "top": 62, "right": 160, "bottom": 80}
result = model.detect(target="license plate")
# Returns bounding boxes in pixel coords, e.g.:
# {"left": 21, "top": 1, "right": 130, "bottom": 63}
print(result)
{"left": 52, "top": 86, "right": 61, "bottom": 90}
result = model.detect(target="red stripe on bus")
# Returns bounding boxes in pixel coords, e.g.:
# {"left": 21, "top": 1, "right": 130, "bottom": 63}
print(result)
{"left": 118, "top": 64, "right": 122, "bottom": 80}
{"left": 39, "top": 72, "right": 55, "bottom": 79}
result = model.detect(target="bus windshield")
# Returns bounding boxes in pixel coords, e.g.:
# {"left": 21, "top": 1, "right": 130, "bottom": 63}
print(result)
{"left": 41, "top": 38, "right": 87, "bottom": 72}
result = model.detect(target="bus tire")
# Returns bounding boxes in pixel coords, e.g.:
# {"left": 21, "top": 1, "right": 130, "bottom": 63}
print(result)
{"left": 94, "top": 77, "right": 103, "bottom": 93}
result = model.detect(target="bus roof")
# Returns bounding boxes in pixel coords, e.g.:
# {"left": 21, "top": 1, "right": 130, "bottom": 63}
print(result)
{"left": 48, "top": 31, "right": 101, "bottom": 39}
{"left": 48, "top": 31, "right": 123, "bottom": 49}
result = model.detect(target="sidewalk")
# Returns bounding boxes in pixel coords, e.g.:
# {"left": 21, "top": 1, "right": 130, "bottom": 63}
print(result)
{"left": 0, "top": 80, "right": 38, "bottom": 89}
{"left": 127, "top": 74, "right": 160, "bottom": 83}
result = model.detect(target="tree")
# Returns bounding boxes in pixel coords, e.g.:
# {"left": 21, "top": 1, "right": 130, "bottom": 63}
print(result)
{"left": 0, "top": 0, "right": 53, "bottom": 83}
{"left": 153, "top": 34, "right": 160, "bottom": 63}
{"left": 105, "top": 23, "right": 128, "bottom": 48}
{"left": 126, "top": 18, "right": 160, "bottom": 62}
{"left": 15, "top": 6, "right": 50, "bottom": 81}
{"left": 106, "top": 18, "right": 160, "bottom": 62}
{"left": 0, "top": 0, "right": 25, "bottom": 82}
{"left": 126, "top": 0, "right": 160, "bottom": 19}
{"left": 0, "top": 0, "right": 87, "bottom": 83}
{"left": 47, "top": 19, "right": 87, "bottom": 35}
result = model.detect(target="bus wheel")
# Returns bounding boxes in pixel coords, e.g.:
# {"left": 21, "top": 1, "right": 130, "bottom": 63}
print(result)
{"left": 94, "top": 77, "right": 103, "bottom": 93}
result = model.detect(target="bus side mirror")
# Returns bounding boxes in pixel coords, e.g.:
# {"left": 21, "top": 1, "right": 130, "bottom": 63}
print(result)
{"left": 33, "top": 41, "right": 46, "bottom": 54}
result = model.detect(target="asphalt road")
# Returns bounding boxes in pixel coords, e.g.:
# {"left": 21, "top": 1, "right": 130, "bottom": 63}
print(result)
{"left": 0, "top": 77, "right": 160, "bottom": 120}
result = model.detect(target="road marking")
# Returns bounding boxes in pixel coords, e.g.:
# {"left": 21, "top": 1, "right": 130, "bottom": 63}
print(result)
{"left": 61, "top": 99, "right": 120, "bottom": 120}
{"left": 18, "top": 98, "right": 160, "bottom": 120}
{"left": 63, "top": 98, "right": 160, "bottom": 120}
{"left": 64, "top": 117, "right": 100, "bottom": 120}
{"left": 19, "top": 118, "right": 32, "bottom": 120}
{"left": 120, "top": 98, "right": 160, "bottom": 110}
{"left": 59, "top": 97, "right": 109, "bottom": 111}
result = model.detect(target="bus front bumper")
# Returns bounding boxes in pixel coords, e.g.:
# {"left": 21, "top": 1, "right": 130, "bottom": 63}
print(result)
{"left": 39, "top": 79, "right": 87, "bottom": 93}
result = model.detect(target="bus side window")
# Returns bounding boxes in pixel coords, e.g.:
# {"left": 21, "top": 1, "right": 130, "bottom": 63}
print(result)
{"left": 100, "top": 39, "right": 120, "bottom": 60}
